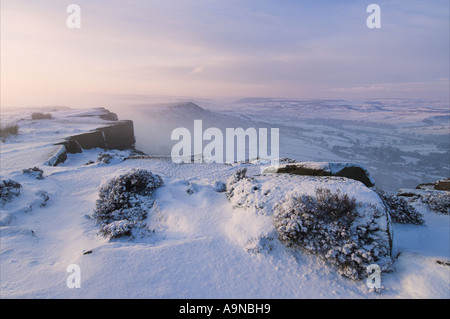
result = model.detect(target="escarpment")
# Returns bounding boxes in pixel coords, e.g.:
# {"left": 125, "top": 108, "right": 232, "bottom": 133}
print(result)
{"left": 46, "top": 109, "right": 136, "bottom": 166}
{"left": 56, "top": 120, "right": 135, "bottom": 154}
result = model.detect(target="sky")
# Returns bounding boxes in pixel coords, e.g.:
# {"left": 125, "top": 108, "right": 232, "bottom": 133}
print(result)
{"left": 1, "top": 0, "right": 449, "bottom": 108}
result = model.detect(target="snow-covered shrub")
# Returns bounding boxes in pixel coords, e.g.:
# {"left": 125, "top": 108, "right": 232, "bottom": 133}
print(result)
{"left": 227, "top": 168, "right": 249, "bottom": 189}
{"left": 0, "top": 213, "right": 14, "bottom": 226}
{"left": 96, "top": 152, "right": 125, "bottom": 165}
{"left": 31, "top": 112, "right": 52, "bottom": 120}
{"left": 0, "top": 124, "right": 19, "bottom": 140}
{"left": 1, "top": 179, "right": 22, "bottom": 205}
{"left": 422, "top": 192, "right": 449, "bottom": 214}
{"left": 186, "top": 182, "right": 198, "bottom": 194}
{"left": 375, "top": 188, "right": 424, "bottom": 224}
{"left": 35, "top": 190, "right": 50, "bottom": 207}
{"left": 97, "top": 152, "right": 113, "bottom": 164}
{"left": 23, "top": 190, "right": 50, "bottom": 212}
{"left": 278, "top": 157, "right": 299, "bottom": 164}
{"left": 313, "top": 188, "right": 357, "bottom": 221}
{"left": 397, "top": 189, "right": 449, "bottom": 215}
{"left": 245, "top": 236, "right": 274, "bottom": 254}
{"left": 226, "top": 171, "right": 393, "bottom": 280}
{"left": 98, "top": 220, "right": 145, "bottom": 239}
{"left": 273, "top": 188, "right": 391, "bottom": 280}
{"left": 93, "top": 169, "right": 163, "bottom": 238}
{"left": 226, "top": 168, "right": 258, "bottom": 206}
{"left": 22, "top": 167, "right": 44, "bottom": 180}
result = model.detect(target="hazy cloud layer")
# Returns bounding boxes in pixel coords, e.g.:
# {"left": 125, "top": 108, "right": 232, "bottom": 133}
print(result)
{"left": 1, "top": 0, "right": 449, "bottom": 107}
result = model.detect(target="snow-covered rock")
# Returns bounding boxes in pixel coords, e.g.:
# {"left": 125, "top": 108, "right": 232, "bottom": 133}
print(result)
{"left": 45, "top": 145, "right": 68, "bottom": 167}
{"left": 263, "top": 162, "right": 375, "bottom": 188}
{"left": 226, "top": 168, "right": 393, "bottom": 280}
{"left": 211, "top": 180, "right": 226, "bottom": 192}
{"left": 434, "top": 179, "right": 450, "bottom": 191}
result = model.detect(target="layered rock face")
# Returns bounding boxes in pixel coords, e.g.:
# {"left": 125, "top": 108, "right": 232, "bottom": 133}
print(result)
{"left": 45, "top": 109, "right": 136, "bottom": 166}
{"left": 264, "top": 162, "right": 375, "bottom": 188}
{"left": 57, "top": 120, "right": 135, "bottom": 154}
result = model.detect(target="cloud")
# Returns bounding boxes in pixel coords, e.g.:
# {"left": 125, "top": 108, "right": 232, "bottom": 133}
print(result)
{"left": 330, "top": 80, "right": 450, "bottom": 100}
{"left": 190, "top": 66, "right": 205, "bottom": 75}
{"left": 1, "top": 0, "right": 449, "bottom": 107}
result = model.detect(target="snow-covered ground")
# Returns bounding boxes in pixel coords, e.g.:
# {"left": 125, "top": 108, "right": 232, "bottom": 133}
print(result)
{"left": 108, "top": 98, "right": 449, "bottom": 193}
{"left": 1, "top": 105, "right": 449, "bottom": 299}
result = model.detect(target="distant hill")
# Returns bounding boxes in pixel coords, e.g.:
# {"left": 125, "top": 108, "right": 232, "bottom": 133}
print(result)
{"left": 127, "top": 102, "right": 273, "bottom": 156}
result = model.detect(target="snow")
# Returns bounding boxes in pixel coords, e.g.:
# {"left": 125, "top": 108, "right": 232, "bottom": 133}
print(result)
{"left": 1, "top": 106, "right": 449, "bottom": 299}
{"left": 226, "top": 169, "right": 393, "bottom": 280}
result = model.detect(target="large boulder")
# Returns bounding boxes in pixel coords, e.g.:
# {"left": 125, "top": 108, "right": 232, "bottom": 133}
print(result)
{"left": 226, "top": 168, "right": 393, "bottom": 280}
{"left": 263, "top": 162, "right": 375, "bottom": 188}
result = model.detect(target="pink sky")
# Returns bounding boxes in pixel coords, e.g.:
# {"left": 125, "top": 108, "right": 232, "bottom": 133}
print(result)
{"left": 1, "top": 0, "right": 449, "bottom": 108}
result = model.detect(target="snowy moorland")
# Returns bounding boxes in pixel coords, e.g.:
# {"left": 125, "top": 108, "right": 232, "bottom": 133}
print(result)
{"left": 0, "top": 104, "right": 449, "bottom": 299}
{"left": 109, "top": 98, "right": 449, "bottom": 193}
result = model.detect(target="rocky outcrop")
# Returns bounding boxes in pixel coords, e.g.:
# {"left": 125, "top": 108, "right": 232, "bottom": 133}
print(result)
{"left": 416, "top": 179, "right": 450, "bottom": 191}
{"left": 46, "top": 145, "right": 68, "bottom": 166}
{"left": 46, "top": 109, "right": 136, "bottom": 166}
{"left": 226, "top": 168, "right": 393, "bottom": 280}
{"left": 69, "top": 107, "right": 119, "bottom": 122}
{"left": 398, "top": 187, "right": 449, "bottom": 215}
{"left": 100, "top": 120, "right": 135, "bottom": 150}
{"left": 99, "top": 111, "right": 119, "bottom": 121}
{"left": 56, "top": 120, "right": 135, "bottom": 156}
{"left": 264, "top": 162, "right": 375, "bottom": 188}
{"left": 435, "top": 179, "right": 450, "bottom": 191}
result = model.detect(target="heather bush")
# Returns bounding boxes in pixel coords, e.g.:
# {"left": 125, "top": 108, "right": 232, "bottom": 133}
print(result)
{"left": 1, "top": 179, "right": 22, "bottom": 205}
{"left": 226, "top": 168, "right": 255, "bottom": 203}
{"left": 273, "top": 188, "right": 391, "bottom": 280}
{"left": 186, "top": 182, "right": 198, "bottom": 194}
{"left": 93, "top": 169, "right": 163, "bottom": 238}
{"left": 375, "top": 188, "right": 425, "bottom": 224}
{"left": 35, "top": 190, "right": 50, "bottom": 207}
{"left": 97, "top": 152, "right": 113, "bottom": 164}
{"left": 22, "top": 167, "right": 44, "bottom": 180}
{"left": 421, "top": 191, "right": 449, "bottom": 215}
{"left": 0, "top": 124, "right": 19, "bottom": 140}
{"left": 31, "top": 112, "right": 52, "bottom": 120}
{"left": 314, "top": 188, "right": 357, "bottom": 222}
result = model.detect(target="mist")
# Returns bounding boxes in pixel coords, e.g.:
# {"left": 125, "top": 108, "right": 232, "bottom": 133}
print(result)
{"left": 104, "top": 97, "right": 450, "bottom": 193}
